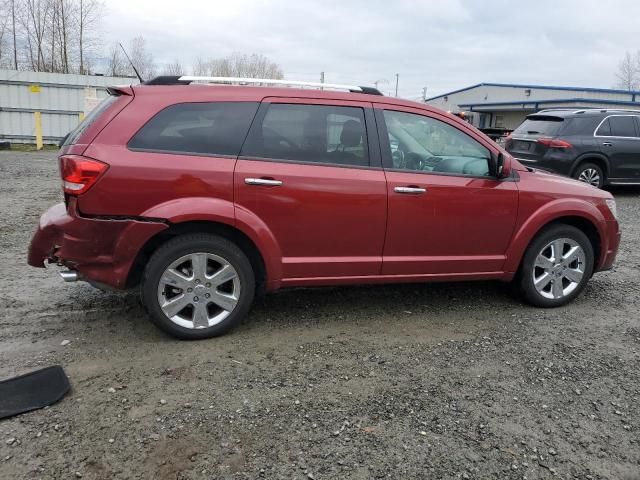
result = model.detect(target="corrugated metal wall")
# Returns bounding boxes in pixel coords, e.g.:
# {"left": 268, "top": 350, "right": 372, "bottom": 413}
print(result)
{"left": 0, "top": 69, "right": 137, "bottom": 144}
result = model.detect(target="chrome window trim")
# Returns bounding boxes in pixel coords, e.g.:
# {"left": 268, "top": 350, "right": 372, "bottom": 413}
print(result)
{"left": 593, "top": 114, "right": 640, "bottom": 139}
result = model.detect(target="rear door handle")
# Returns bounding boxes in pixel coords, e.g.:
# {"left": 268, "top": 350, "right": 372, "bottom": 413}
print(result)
{"left": 245, "top": 178, "right": 283, "bottom": 186}
{"left": 602, "top": 142, "right": 613, "bottom": 147}
{"left": 394, "top": 186, "right": 426, "bottom": 194}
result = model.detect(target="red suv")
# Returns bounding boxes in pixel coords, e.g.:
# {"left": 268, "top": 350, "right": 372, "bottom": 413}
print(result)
{"left": 28, "top": 76, "right": 621, "bottom": 339}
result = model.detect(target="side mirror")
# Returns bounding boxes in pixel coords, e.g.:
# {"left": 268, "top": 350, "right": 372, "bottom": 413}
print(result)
{"left": 496, "top": 153, "right": 505, "bottom": 177}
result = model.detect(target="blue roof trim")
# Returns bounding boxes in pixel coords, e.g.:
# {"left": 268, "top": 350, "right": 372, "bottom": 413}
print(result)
{"left": 424, "top": 83, "right": 484, "bottom": 101}
{"left": 458, "top": 98, "right": 640, "bottom": 109}
{"left": 425, "top": 82, "right": 640, "bottom": 102}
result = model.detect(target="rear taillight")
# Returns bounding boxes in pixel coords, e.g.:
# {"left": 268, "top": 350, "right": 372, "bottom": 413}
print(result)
{"left": 537, "top": 137, "right": 572, "bottom": 149}
{"left": 58, "top": 155, "right": 108, "bottom": 195}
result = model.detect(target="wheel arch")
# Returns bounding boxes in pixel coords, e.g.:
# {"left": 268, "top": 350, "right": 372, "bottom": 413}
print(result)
{"left": 123, "top": 197, "right": 283, "bottom": 291}
{"left": 570, "top": 153, "right": 610, "bottom": 180}
{"left": 504, "top": 201, "right": 607, "bottom": 276}
{"left": 126, "top": 220, "right": 270, "bottom": 292}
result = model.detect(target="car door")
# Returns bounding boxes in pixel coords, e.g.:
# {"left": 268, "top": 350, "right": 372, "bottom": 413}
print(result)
{"left": 234, "top": 98, "right": 387, "bottom": 281}
{"left": 596, "top": 115, "right": 640, "bottom": 181}
{"left": 374, "top": 105, "right": 518, "bottom": 276}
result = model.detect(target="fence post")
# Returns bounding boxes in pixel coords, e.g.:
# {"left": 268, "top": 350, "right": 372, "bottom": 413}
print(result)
{"left": 34, "top": 111, "right": 43, "bottom": 150}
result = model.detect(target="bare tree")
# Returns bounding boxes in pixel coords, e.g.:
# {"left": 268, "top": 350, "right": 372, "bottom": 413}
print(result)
{"left": 127, "top": 36, "right": 155, "bottom": 79}
{"left": 615, "top": 51, "right": 640, "bottom": 91}
{"left": 0, "top": 0, "right": 9, "bottom": 67}
{"left": 56, "top": 0, "right": 71, "bottom": 73}
{"left": 4, "top": 0, "right": 103, "bottom": 74}
{"left": 191, "top": 52, "right": 283, "bottom": 79}
{"left": 20, "top": 0, "right": 52, "bottom": 71}
{"left": 77, "top": 0, "right": 102, "bottom": 74}
{"left": 192, "top": 56, "right": 209, "bottom": 76}
{"left": 11, "top": 0, "right": 19, "bottom": 69}
{"left": 106, "top": 42, "right": 126, "bottom": 76}
{"left": 162, "top": 59, "right": 184, "bottom": 76}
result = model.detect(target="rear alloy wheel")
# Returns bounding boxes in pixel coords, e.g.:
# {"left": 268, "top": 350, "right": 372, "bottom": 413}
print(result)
{"left": 519, "top": 225, "right": 594, "bottom": 307}
{"left": 142, "top": 234, "right": 255, "bottom": 339}
{"left": 573, "top": 163, "right": 604, "bottom": 188}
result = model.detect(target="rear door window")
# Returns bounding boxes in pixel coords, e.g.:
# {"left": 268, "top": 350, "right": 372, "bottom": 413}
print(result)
{"left": 607, "top": 116, "right": 638, "bottom": 137}
{"left": 128, "top": 102, "right": 259, "bottom": 156}
{"left": 513, "top": 116, "right": 564, "bottom": 136}
{"left": 241, "top": 104, "right": 369, "bottom": 167}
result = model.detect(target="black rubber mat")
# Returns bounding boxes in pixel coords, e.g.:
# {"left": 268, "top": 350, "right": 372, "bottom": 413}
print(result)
{"left": 0, "top": 366, "right": 70, "bottom": 420}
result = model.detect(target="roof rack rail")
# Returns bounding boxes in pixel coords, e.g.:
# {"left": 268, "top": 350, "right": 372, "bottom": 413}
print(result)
{"left": 536, "top": 108, "right": 583, "bottom": 113}
{"left": 179, "top": 76, "right": 383, "bottom": 94}
{"left": 141, "top": 75, "right": 383, "bottom": 95}
{"left": 536, "top": 107, "right": 640, "bottom": 115}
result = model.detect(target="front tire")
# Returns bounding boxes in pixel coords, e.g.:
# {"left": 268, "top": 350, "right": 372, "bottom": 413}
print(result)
{"left": 519, "top": 224, "right": 594, "bottom": 308}
{"left": 573, "top": 162, "right": 604, "bottom": 188}
{"left": 141, "top": 234, "right": 255, "bottom": 339}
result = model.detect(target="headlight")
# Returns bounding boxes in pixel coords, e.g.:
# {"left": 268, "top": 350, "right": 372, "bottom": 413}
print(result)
{"left": 605, "top": 198, "right": 617, "bottom": 220}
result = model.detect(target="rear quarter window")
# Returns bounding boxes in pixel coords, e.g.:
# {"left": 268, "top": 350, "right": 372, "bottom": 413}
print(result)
{"left": 128, "top": 102, "right": 259, "bottom": 156}
{"left": 561, "top": 117, "right": 600, "bottom": 136}
{"left": 63, "top": 95, "right": 119, "bottom": 146}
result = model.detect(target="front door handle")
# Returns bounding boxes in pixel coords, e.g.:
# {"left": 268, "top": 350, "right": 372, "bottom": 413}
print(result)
{"left": 394, "top": 186, "right": 426, "bottom": 194}
{"left": 245, "top": 178, "right": 283, "bottom": 186}
{"left": 602, "top": 142, "right": 613, "bottom": 147}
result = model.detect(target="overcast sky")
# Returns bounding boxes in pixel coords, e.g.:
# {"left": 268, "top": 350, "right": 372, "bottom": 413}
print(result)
{"left": 100, "top": 0, "right": 640, "bottom": 99}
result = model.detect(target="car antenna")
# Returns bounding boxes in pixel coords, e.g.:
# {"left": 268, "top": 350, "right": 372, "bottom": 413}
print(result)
{"left": 119, "top": 43, "right": 144, "bottom": 83}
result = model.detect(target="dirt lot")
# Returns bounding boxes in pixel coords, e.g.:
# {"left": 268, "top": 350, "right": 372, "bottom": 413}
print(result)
{"left": 0, "top": 150, "right": 639, "bottom": 480}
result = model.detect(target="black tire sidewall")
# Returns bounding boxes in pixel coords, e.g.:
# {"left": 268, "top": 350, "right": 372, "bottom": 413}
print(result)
{"left": 141, "top": 234, "right": 255, "bottom": 340}
{"left": 574, "top": 163, "right": 604, "bottom": 188}
{"left": 520, "top": 224, "right": 594, "bottom": 308}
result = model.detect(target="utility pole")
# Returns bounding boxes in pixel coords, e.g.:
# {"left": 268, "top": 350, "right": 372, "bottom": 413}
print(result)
{"left": 394, "top": 73, "right": 399, "bottom": 97}
{"left": 320, "top": 71, "right": 324, "bottom": 90}
{"left": 373, "top": 79, "right": 388, "bottom": 92}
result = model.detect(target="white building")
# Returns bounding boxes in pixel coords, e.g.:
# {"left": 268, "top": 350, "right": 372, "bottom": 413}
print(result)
{"left": 425, "top": 82, "right": 640, "bottom": 131}
{"left": 0, "top": 69, "right": 137, "bottom": 144}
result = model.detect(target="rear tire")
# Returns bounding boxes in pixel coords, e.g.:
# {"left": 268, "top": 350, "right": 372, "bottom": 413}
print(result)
{"left": 519, "top": 224, "right": 594, "bottom": 308}
{"left": 573, "top": 162, "right": 604, "bottom": 188}
{"left": 141, "top": 234, "right": 255, "bottom": 340}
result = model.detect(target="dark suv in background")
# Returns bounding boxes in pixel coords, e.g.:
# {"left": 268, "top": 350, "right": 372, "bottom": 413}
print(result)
{"left": 505, "top": 109, "right": 640, "bottom": 188}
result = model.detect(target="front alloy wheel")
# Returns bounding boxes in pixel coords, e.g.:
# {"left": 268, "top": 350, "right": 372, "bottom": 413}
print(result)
{"left": 520, "top": 224, "right": 594, "bottom": 307}
{"left": 532, "top": 238, "right": 586, "bottom": 300}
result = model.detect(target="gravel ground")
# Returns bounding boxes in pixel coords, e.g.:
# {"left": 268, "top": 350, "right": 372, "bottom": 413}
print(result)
{"left": 0, "top": 150, "right": 639, "bottom": 480}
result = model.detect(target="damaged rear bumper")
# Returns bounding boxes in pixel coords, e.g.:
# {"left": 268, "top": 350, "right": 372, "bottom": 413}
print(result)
{"left": 28, "top": 201, "right": 167, "bottom": 289}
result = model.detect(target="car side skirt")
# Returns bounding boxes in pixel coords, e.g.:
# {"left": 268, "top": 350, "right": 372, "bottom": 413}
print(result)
{"left": 278, "top": 271, "right": 510, "bottom": 288}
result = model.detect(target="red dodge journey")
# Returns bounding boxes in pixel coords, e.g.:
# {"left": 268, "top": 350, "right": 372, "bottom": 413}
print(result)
{"left": 28, "top": 76, "right": 621, "bottom": 339}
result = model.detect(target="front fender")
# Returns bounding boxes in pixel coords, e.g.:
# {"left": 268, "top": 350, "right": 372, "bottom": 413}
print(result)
{"left": 503, "top": 198, "right": 608, "bottom": 274}
{"left": 139, "top": 197, "right": 283, "bottom": 289}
